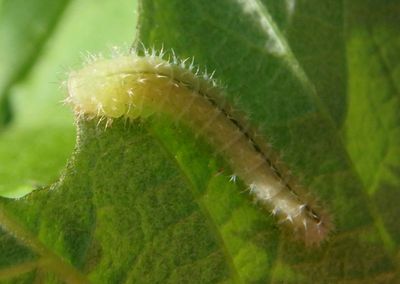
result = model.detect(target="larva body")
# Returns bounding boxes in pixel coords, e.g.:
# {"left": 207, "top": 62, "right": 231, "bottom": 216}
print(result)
{"left": 67, "top": 53, "right": 331, "bottom": 245}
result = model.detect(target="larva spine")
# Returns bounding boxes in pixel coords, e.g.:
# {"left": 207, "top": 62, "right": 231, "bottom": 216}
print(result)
{"left": 66, "top": 49, "right": 332, "bottom": 245}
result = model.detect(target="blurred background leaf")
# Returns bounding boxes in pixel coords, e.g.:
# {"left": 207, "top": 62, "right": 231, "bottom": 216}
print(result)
{"left": 0, "top": 0, "right": 137, "bottom": 197}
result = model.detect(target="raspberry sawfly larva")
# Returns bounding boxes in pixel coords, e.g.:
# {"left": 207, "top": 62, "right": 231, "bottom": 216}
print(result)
{"left": 66, "top": 48, "right": 332, "bottom": 245}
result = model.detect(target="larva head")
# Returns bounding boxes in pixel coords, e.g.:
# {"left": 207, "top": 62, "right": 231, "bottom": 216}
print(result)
{"left": 67, "top": 56, "right": 166, "bottom": 119}
{"left": 68, "top": 59, "right": 128, "bottom": 118}
{"left": 67, "top": 53, "right": 221, "bottom": 121}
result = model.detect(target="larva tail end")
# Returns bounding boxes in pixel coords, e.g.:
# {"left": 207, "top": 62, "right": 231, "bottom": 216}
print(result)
{"left": 279, "top": 212, "right": 333, "bottom": 247}
{"left": 303, "top": 209, "right": 333, "bottom": 247}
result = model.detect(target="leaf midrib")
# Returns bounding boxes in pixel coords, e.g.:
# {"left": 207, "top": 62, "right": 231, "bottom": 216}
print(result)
{"left": 145, "top": 123, "right": 243, "bottom": 284}
{"left": 0, "top": 204, "right": 90, "bottom": 283}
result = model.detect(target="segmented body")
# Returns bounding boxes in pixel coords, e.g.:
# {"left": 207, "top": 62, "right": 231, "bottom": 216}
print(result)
{"left": 67, "top": 53, "right": 331, "bottom": 244}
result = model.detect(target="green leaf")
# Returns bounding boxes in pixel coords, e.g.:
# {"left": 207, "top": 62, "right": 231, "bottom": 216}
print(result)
{"left": 0, "top": 0, "right": 70, "bottom": 127}
{"left": 1, "top": 0, "right": 400, "bottom": 283}
{"left": 0, "top": 0, "right": 136, "bottom": 197}
{"left": 0, "top": 0, "right": 74, "bottom": 198}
